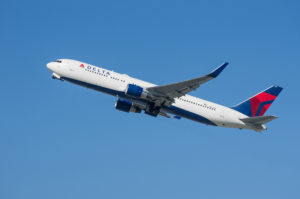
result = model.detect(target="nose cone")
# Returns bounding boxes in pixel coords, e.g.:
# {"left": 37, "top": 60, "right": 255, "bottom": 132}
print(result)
{"left": 47, "top": 62, "right": 57, "bottom": 72}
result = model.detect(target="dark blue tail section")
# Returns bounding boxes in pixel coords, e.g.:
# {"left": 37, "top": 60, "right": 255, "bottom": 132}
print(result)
{"left": 231, "top": 86, "right": 283, "bottom": 117}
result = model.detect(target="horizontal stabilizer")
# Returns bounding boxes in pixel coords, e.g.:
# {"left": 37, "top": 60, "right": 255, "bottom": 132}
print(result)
{"left": 240, "top": 115, "right": 278, "bottom": 125}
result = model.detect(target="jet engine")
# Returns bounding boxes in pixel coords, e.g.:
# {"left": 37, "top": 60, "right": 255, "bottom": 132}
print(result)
{"left": 125, "top": 84, "right": 149, "bottom": 99}
{"left": 115, "top": 98, "right": 142, "bottom": 113}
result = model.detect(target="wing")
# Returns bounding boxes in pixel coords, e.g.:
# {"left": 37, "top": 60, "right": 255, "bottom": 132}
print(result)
{"left": 146, "top": 62, "right": 228, "bottom": 106}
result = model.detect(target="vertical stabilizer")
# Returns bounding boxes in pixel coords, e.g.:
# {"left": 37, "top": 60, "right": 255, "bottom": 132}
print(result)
{"left": 232, "top": 86, "right": 283, "bottom": 117}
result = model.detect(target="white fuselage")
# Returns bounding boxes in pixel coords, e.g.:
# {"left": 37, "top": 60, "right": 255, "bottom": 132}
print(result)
{"left": 47, "top": 59, "right": 252, "bottom": 130}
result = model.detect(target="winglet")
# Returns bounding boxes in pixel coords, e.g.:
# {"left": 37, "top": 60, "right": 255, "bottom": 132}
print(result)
{"left": 208, "top": 62, "right": 228, "bottom": 78}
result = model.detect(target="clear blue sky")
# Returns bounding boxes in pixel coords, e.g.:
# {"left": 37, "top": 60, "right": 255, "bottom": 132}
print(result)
{"left": 0, "top": 0, "right": 299, "bottom": 198}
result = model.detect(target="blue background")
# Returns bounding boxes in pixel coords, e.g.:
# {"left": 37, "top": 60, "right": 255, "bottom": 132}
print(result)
{"left": 0, "top": 0, "right": 299, "bottom": 198}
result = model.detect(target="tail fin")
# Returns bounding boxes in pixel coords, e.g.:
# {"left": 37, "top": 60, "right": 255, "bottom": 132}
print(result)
{"left": 232, "top": 85, "right": 283, "bottom": 117}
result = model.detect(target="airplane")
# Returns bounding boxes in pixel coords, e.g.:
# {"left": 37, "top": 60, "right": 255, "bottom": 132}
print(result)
{"left": 46, "top": 59, "right": 283, "bottom": 132}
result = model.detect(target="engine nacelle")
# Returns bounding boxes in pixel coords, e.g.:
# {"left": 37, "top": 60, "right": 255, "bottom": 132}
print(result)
{"left": 52, "top": 73, "right": 63, "bottom": 81}
{"left": 115, "top": 98, "right": 141, "bottom": 113}
{"left": 125, "top": 84, "right": 148, "bottom": 99}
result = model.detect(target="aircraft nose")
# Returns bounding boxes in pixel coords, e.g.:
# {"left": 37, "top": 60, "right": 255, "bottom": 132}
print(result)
{"left": 46, "top": 62, "right": 56, "bottom": 71}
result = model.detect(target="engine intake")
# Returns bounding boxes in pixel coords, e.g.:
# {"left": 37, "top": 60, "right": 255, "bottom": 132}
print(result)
{"left": 125, "top": 84, "right": 148, "bottom": 98}
{"left": 115, "top": 98, "right": 141, "bottom": 113}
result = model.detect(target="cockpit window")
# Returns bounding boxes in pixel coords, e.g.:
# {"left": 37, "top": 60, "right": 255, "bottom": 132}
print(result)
{"left": 55, "top": 60, "right": 62, "bottom": 63}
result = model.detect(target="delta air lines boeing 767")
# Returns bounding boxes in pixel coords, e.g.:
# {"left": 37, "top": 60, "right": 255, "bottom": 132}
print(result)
{"left": 47, "top": 59, "right": 282, "bottom": 132}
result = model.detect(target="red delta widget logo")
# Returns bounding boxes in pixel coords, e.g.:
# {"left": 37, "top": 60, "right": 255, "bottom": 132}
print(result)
{"left": 250, "top": 91, "right": 277, "bottom": 117}
{"left": 232, "top": 86, "right": 282, "bottom": 117}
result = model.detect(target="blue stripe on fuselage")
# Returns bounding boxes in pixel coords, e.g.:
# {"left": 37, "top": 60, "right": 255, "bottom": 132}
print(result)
{"left": 167, "top": 105, "right": 217, "bottom": 126}
{"left": 61, "top": 77, "right": 216, "bottom": 126}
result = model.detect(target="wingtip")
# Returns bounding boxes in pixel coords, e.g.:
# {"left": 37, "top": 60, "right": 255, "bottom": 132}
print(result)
{"left": 208, "top": 62, "right": 228, "bottom": 78}
{"left": 269, "top": 115, "right": 278, "bottom": 119}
